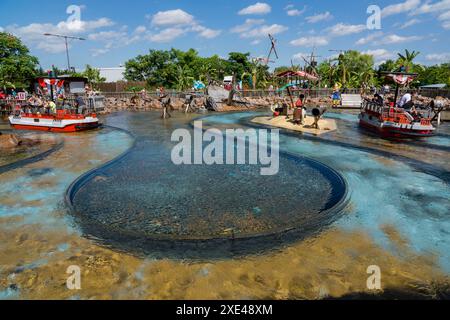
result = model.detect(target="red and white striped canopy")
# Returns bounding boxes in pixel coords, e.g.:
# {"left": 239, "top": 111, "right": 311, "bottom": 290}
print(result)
{"left": 383, "top": 73, "right": 417, "bottom": 85}
{"left": 276, "top": 70, "right": 319, "bottom": 81}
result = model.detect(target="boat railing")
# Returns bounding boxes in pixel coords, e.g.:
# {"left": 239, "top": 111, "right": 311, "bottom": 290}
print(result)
{"left": 362, "top": 99, "right": 384, "bottom": 114}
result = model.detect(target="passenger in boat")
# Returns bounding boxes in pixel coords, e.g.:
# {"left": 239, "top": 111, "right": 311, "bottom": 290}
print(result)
{"left": 398, "top": 90, "right": 416, "bottom": 109}
{"left": 48, "top": 100, "right": 57, "bottom": 114}
{"left": 409, "top": 106, "right": 422, "bottom": 122}
{"left": 373, "top": 93, "right": 384, "bottom": 105}
{"left": 74, "top": 94, "right": 86, "bottom": 114}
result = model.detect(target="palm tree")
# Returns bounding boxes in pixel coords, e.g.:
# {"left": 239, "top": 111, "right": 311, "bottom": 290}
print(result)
{"left": 397, "top": 50, "right": 420, "bottom": 72}
{"left": 175, "top": 65, "right": 194, "bottom": 91}
{"left": 198, "top": 63, "right": 216, "bottom": 84}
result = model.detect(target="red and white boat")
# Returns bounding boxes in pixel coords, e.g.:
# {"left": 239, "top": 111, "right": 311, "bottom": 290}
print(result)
{"left": 359, "top": 71, "right": 436, "bottom": 138}
{"left": 359, "top": 101, "right": 435, "bottom": 138}
{"left": 9, "top": 110, "right": 100, "bottom": 133}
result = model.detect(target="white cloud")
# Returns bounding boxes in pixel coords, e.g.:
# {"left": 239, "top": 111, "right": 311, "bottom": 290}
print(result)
{"left": 242, "top": 24, "right": 288, "bottom": 39}
{"left": 231, "top": 19, "right": 264, "bottom": 33}
{"left": 191, "top": 25, "right": 222, "bottom": 39}
{"left": 88, "top": 30, "right": 125, "bottom": 41}
{"left": 327, "top": 23, "right": 366, "bottom": 36}
{"left": 374, "top": 34, "right": 422, "bottom": 45}
{"left": 147, "top": 27, "right": 187, "bottom": 43}
{"left": 4, "top": 18, "right": 114, "bottom": 53}
{"left": 414, "top": 0, "right": 450, "bottom": 15}
{"left": 287, "top": 9, "right": 303, "bottom": 16}
{"left": 151, "top": 9, "right": 194, "bottom": 27}
{"left": 147, "top": 9, "right": 221, "bottom": 42}
{"left": 356, "top": 32, "right": 384, "bottom": 45}
{"left": 362, "top": 49, "right": 395, "bottom": 63}
{"left": 135, "top": 26, "right": 147, "bottom": 34}
{"left": 251, "top": 39, "right": 261, "bottom": 45}
{"left": 232, "top": 20, "right": 287, "bottom": 39}
{"left": 290, "top": 36, "right": 329, "bottom": 47}
{"left": 305, "top": 12, "right": 333, "bottom": 23}
{"left": 292, "top": 52, "right": 310, "bottom": 61}
{"left": 90, "top": 48, "right": 110, "bottom": 57}
{"left": 238, "top": 2, "right": 272, "bottom": 15}
{"left": 381, "top": 0, "right": 420, "bottom": 17}
{"left": 425, "top": 52, "right": 450, "bottom": 63}
{"left": 412, "top": 0, "right": 450, "bottom": 28}
{"left": 397, "top": 18, "right": 421, "bottom": 28}
{"left": 286, "top": 6, "right": 307, "bottom": 17}
{"left": 438, "top": 10, "right": 450, "bottom": 20}
{"left": 87, "top": 27, "right": 142, "bottom": 57}
{"left": 356, "top": 32, "right": 424, "bottom": 46}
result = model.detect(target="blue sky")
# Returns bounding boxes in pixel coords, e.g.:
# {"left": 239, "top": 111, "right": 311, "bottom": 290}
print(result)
{"left": 1, "top": 0, "right": 449, "bottom": 71}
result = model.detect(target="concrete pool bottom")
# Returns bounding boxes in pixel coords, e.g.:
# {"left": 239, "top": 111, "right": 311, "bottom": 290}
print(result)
{"left": 0, "top": 112, "right": 449, "bottom": 300}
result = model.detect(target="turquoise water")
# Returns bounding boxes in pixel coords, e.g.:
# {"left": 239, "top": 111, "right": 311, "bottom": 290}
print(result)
{"left": 0, "top": 111, "right": 449, "bottom": 300}
{"left": 69, "top": 113, "right": 348, "bottom": 259}
{"left": 0, "top": 128, "right": 134, "bottom": 230}
{"left": 203, "top": 112, "right": 450, "bottom": 272}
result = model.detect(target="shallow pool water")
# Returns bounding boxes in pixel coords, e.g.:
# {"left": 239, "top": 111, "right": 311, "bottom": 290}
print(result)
{"left": 0, "top": 111, "right": 449, "bottom": 299}
{"left": 203, "top": 112, "right": 450, "bottom": 272}
{"left": 69, "top": 113, "right": 348, "bottom": 258}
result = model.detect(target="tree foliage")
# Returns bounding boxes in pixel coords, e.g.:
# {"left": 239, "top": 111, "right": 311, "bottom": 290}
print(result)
{"left": 124, "top": 49, "right": 270, "bottom": 89}
{"left": 316, "top": 50, "right": 375, "bottom": 88}
{"left": 82, "top": 64, "right": 106, "bottom": 89}
{"left": 0, "top": 32, "right": 39, "bottom": 89}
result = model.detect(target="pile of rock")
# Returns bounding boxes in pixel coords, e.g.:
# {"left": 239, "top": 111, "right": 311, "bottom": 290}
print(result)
{"left": 101, "top": 96, "right": 208, "bottom": 114}
{"left": 0, "top": 133, "right": 23, "bottom": 149}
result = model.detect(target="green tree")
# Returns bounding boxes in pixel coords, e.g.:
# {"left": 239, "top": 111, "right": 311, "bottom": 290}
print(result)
{"left": 317, "top": 60, "right": 338, "bottom": 88}
{"left": 226, "top": 52, "right": 251, "bottom": 80}
{"left": 124, "top": 50, "right": 176, "bottom": 88}
{"left": 397, "top": 49, "right": 421, "bottom": 72}
{"left": 378, "top": 59, "right": 397, "bottom": 73}
{"left": 417, "top": 63, "right": 450, "bottom": 87}
{"left": 0, "top": 32, "right": 39, "bottom": 89}
{"left": 82, "top": 64, "right": 106, "bottom": 89}
{"left": 175, "top": 65, "right": 194, "bottom": 91}
{"left": 333, "top": 51, "right": 374, "bottom": 87}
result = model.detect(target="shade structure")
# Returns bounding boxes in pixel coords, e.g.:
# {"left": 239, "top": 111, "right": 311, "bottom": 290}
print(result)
{"left": 381, "top": 72, "right": 418, "bottom": 86}
{"left": 276, "top": 70, "right": 319, "bottom": 82}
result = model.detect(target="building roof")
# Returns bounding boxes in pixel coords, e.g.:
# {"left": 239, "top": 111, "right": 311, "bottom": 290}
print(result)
{"left": 420, "top": 84, "right": 447, "bottom": 89}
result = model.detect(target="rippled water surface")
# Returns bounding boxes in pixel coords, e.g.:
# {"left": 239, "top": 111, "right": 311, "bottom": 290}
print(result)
{"left": 0, "top": 111, "right": 449, "bottom": 300}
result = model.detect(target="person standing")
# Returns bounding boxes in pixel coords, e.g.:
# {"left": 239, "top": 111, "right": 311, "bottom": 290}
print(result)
{"left": 74, "top": 94, "right": 86, "bottom": 114}
{"left": 398, "top": 90, "right": 416, "bottom": 108}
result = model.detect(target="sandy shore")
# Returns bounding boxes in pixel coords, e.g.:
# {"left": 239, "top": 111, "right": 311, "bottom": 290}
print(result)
{"left": 251, "top": 116, "right": 337, "bottom": 136}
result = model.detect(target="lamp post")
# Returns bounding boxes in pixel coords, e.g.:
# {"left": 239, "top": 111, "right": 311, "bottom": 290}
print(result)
{"left": 43, "top": 33, "right": 86, "bottom": 72}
